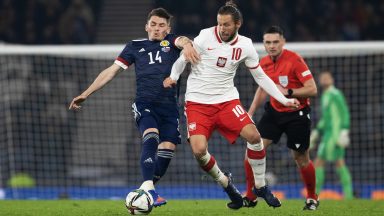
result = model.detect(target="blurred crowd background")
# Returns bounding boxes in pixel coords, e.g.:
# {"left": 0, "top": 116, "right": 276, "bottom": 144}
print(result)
{"left": 0, "top": 0, "right": 101, "bottom": 44}
{"left": 0, "top": 0, "right": 383, "bottom": 44}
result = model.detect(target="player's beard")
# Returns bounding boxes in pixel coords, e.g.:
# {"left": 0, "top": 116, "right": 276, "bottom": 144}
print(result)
{"left": 221, "top": 30, "right": 238, "bottom": 42}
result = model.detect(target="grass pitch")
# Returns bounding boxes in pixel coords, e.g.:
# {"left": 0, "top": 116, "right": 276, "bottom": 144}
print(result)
{"left": 0, "top": 199, "right": 383, "bottom": 216}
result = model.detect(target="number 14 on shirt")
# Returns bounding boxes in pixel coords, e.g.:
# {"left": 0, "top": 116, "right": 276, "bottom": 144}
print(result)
{"left": 148, "top": 51, "right": 162, "bottom": 64}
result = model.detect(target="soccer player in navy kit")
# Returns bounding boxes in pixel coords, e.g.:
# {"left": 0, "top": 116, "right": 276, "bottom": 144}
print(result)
{"left": 69, "top": 8, "right": 199, "bottom": 207}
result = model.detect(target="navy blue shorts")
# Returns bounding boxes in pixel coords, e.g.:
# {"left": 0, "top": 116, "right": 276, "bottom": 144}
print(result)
{"left": 132, "top": 101, "right": 180, "bottom": 145}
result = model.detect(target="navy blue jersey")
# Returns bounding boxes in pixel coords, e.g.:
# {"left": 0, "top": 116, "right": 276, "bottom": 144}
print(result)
{"left": 115, "top": 34, "right": 181, "bottom": 104}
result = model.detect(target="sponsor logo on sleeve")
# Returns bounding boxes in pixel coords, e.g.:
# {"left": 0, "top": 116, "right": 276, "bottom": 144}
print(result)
{"left": 302, "top": 70, "right": 311, "bottom": 77}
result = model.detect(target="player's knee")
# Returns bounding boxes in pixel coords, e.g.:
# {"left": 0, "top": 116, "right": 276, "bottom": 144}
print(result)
{"left": 191, "top": 143, "right": 208, "bottom": 159}
{"left": 142, "top": 131, "right": 160, "bottom": 144}
{"left": 193, "top": 149, "right": 207, "bottom": 159}
{"left": 247, "top": 133, "right": 261, "bottom": 145}
{"left": 294, "top": 152, "right": 310, "bottom": 168}
{"left": 143, "top": 128, "right": 159, "bottom": 136}
{"left": 158, "top": 141, "right": 176, "bottom": 150}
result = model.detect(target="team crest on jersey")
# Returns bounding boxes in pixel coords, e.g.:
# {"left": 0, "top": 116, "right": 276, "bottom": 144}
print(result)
{"left": 279, "top": 76, "right": 289, "bottom": 87}
{"left": 216, "top": 57, "right": 227, "bottom": 67}
{"left": 160, "top": 40, "right": 170, "bottom": 47}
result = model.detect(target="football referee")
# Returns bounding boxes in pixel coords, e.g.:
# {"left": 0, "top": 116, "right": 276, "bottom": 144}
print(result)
{"left": 243, "top": 26, "right": 319, "bottom": 210}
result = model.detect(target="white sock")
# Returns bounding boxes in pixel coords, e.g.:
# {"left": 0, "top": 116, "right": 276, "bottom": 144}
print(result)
{"left": 198, "top": 152, "right": 228, "bottom": 188}
{"left": 247, "top": 142, "right": 266, "bottom": 189}
{"left": 139, "top": 180, "right": 155, "bottom": 191}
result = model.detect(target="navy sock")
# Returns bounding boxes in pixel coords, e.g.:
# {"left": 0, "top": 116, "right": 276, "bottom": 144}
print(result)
{"left": 153, "top": 149, "right": 175, "bottom": 184}
{"left": 140, "top": 132, "right": 159, "bottom": 181}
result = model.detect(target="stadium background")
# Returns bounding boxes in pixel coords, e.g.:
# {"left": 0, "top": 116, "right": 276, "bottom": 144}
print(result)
{"left": 0, "top": 0, "right": 383, "bottom": 200}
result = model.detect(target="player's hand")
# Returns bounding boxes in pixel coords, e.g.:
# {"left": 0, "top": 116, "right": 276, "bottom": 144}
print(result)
{"left": 285, "top": 98, "right": 300, "bottom": 109}
{"left": 69, "top": 95, "right": 87, "bottom": 110}
{"left": 163, "top": 77, "right": 177, "bottom": 88}
{"left": 182, "top": 43, "right": 200, "bottom": 64}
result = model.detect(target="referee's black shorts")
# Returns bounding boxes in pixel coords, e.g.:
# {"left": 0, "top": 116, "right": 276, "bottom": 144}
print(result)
{"left": 257, "top": 102, "right": 311, "bottom": 153}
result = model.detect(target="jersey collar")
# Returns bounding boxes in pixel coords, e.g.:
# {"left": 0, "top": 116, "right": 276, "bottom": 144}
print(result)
{"left": 270, "top": 49, "right": 286, "bottom": 62}
{"left": 214, "top": 26, "right": 239, "bottom": 45}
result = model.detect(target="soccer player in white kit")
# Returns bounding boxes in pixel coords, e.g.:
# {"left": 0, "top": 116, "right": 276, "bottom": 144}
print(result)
{"left": 164, "top": 1, "right": 299, "bottom": 209}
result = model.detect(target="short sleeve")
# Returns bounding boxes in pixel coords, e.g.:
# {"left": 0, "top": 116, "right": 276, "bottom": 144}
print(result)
{"left": 166, "top": 34, "right": 181, "bottom": 49}
{"left": 245, "top": 41, "right": 260, "bottom": 69}
{"left": 114, "top": 42, "right": 135, "bottom": 70}
{"left": 294, "top": 56, "right": 313, "bottom": 83}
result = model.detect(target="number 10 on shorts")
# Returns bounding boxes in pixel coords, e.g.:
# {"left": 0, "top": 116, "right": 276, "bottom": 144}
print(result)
{"left": 232, "top": 105, "right": 245, "bottom": 118}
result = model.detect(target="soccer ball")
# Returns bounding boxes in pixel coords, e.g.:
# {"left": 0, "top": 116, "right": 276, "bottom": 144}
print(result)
{"left": 125, "top": 189, "right": 154, "bottom": 215}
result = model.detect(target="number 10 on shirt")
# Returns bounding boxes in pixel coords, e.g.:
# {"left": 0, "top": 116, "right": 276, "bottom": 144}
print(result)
{"left": 231, "top": 48, "right": 242, "bottom": 60}
{"left": 232, "top": 104, "right": 245, "bottom": 117}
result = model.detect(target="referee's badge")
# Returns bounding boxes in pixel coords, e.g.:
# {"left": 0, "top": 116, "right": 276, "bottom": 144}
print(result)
{"left": 279, "top": 76, "right": 288, "bottom": 87}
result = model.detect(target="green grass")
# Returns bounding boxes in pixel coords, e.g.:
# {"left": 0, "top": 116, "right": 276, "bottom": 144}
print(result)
{"left": 0, "top": 200, "right": 383, "bottom": 216}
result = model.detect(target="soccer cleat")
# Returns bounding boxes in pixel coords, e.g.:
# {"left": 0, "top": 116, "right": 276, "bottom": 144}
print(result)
{"left": 223, "top": 172, "right": 243, "bottom": 210}
{"left": 148, "top": 190, "right": 167, "bottom": 207}
{"left": 303, "top": 198, "right": 319, "bottom": 210}
{"left": 242, "top": 196, "right": 258, "bottom": 208}
{"left": 253, "top": 185, "right": 281, "bottom": 208}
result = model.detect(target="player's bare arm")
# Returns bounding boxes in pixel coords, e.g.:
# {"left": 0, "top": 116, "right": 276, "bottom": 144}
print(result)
{"left": 277, "top": 78, "right": 317, "bottom": 98}
{"left": 248, "top": 87, "right": 268, "bottom": 116}
{"left": 69, "top": 64, "right": 123, "bottom": 110}
{"left": 175, "top": 36, "right": 200, "bottom": 64}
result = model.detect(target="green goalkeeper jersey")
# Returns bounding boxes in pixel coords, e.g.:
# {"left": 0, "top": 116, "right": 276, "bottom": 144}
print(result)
{"left": 316, "top": 86, "right": 350, "bottom": 160}
{"left": 316, "top": 86, "right": 350, "bottom": 134}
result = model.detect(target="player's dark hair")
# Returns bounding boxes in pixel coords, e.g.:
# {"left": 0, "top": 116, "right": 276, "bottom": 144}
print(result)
{"left": 218, "top": 0, "right": 243, "bottom": 24}
{"left": 264, "top": 26, "right": 284, "bottom": 36}
{"left": 147, "top": 8, "right": 173, "bottom": 24}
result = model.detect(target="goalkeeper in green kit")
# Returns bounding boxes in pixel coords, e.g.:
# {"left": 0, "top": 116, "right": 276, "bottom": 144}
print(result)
{"left": 310, "top": 71, "right": 353, "bottom": 199}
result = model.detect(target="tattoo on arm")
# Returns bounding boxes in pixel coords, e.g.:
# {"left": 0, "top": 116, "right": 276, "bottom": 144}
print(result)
{"left": 175, "top": 36, "right": 192, "bottom": 49}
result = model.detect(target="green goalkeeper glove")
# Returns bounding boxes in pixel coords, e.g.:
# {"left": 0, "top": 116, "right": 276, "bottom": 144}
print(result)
{"left": 337, "top": 129, "right": 350, "bottom": 148}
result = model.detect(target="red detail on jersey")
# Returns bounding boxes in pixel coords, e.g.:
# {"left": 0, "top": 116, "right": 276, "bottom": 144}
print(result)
{"left": 207, "top": 47, "right": 214, "bottom": 50}
{"left": 214, "top": 26, "right": 222, "bottom": 43}
{"left": 260, "top": 49, "right": 313, "bottom": 112}
{"left": 247, "top": 148, "right": 266, "bottom": 159}
{"left": 116, "top": 57, "right": 130, "bottom": 67}
{"left": 248, "top": 64, "right": 259, "bottom": 69}
{"left": 216, "top": 57, "right": 227, "bottom": 67}
{"left": 230, "top": 36, "right": 239, "bottom": 45}
{"left": 202, "top": 155, "right": 216, "bottom": 172}
{"left": 173, "top": 36, "right": 180, "bottom": 48}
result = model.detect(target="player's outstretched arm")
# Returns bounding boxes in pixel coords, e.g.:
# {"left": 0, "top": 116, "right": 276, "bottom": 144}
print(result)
{"left": 163, "top": 55, "right": 188, "bottom": 88}
{"left": 248, "top": 87, "right": 268, "bottom": 116}
{"left": 69, "top": 64, "right": 123, "bottom": 110}
{"left": 249, "top": 66, "right": 299, "bottom": 109}
{"left": 175, "top": 36, "right": 200, "bottom": 64}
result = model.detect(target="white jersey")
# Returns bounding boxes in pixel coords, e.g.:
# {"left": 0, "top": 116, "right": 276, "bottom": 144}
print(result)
{"left": 186, "top": 26, "right": 260, "bottom": 104}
